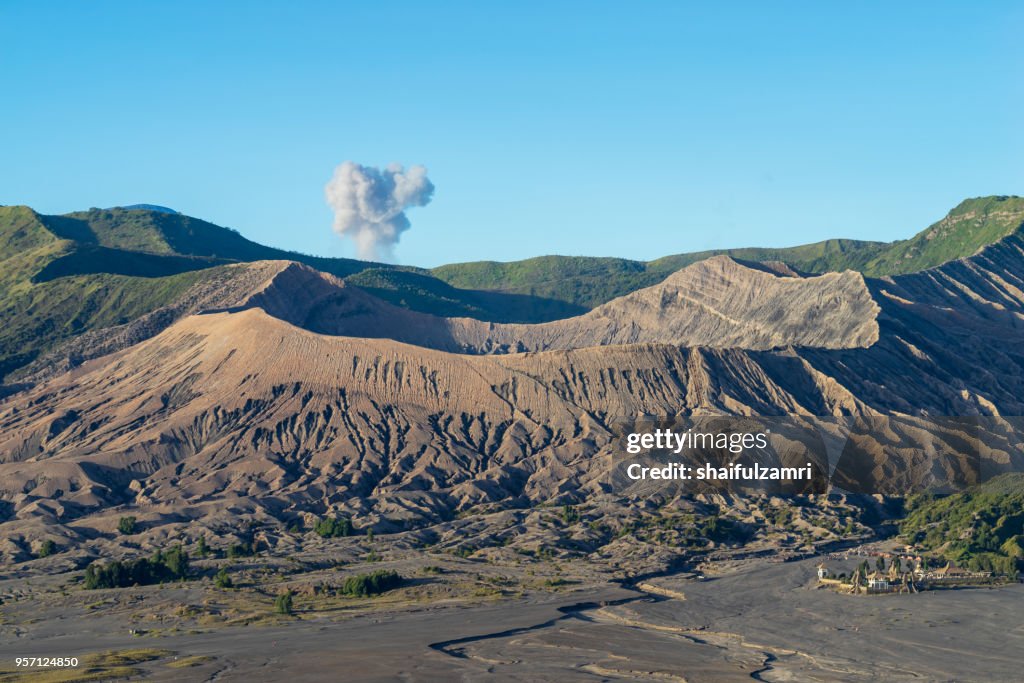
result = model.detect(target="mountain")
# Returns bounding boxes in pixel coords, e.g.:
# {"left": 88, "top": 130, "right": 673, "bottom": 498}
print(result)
{"left": 0, "top": 207, "right": 573, "bottom": 384}
{"left": 38, "top": 206, "right": 375, "bottom": 274}
{"left": 0, "top": 206, "right": 217, "bottom": 383}
{"left": 0, "top": 196, "right": 1021, "bottom": 388}
{"left": 3, "top": 216, "right": 1024, "bottom": 563}
{"left": 429, "top": 239, "right": 888, "bottom": 310}
{"left": 257, "top": 257, "right": 880, "bottom": 353}
{"left": 860, "top": 195, "right": 1024, "bottom": 276}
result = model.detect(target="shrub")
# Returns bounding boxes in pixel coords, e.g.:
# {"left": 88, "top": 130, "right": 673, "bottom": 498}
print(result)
{"left": 314, "top": 515, "right": 353, "bottom": 538}
{"left": 339, "top": 570, "right": 402, "bottom": 597}
{"left": 214, "top": 568, "right": 233, "bottom": 589}
{"left": 699, "top": 516, "right": 751, "bottom": 544}
{"left": 118, "top": 516, "right": 138, "bottom": 535}
{"left": 226, "top": 542, "right": 254, "bottom": 558}
{"left": 84, "top": 544, "right": 190, "bottom": 589}
{"left": 274, "top": 590, "right": 294, "bottom": 615}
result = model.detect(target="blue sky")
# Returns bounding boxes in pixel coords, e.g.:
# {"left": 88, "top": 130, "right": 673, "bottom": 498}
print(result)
{"left": 2, "top": 2, "right": 1022, "bottom": 267}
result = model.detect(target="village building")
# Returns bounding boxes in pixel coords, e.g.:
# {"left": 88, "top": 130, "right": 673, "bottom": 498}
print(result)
{"left": 866, "top": 572, "right": 889, "bottom": 592}
{"left": 816, "top": 557, "right": 1005, "bottom": 596}
{"left": 925, "top": 562, "right": 990, "bottom": 581}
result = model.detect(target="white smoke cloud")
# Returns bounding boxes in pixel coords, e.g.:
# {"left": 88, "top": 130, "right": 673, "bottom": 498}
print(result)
{"left": 324, "top": 161, "right": 435, "bottom": 261}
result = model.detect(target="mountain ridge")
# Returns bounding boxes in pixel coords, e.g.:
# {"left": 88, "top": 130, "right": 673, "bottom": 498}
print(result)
{"left": 1, "top": 195, "right": 1021, "bottom": 386}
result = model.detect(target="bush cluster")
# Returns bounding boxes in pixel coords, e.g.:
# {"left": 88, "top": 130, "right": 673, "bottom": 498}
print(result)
{"left": 314, "top": 515, "right": 353, "bottom": 538}
{"left": 339, "top": 570, "right": 402, "bottom": 597}
{"left": 84, "top": 545, "right": 189, "bottom": 589}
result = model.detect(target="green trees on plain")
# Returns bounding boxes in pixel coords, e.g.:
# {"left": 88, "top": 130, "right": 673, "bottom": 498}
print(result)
{"left": 314, "top": 515, "right": 353, "bottom": 538}
{"left": 84, "top": 544, "right": 189, "bottom": 589}
{"left": 340, "top": 570, "right": 402, "bottom": 597}
{"left": 214, "top": 568, "right": 233, "bottom": 589}
{"left": 118, "top": 516, "right": 137, "bottom": 535}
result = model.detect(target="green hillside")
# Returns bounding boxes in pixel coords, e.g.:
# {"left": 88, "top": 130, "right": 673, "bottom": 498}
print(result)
{"left": 861, "top": 195, "right": 1024, "bottom": 275}
{"left": 0, "top": 207, "right": 214, "bottom": 381}
{"left": 347, "top": 267, "right": 587, "bottom": 322}
{"left": 39, "top": 207, "right": 378, "bottom": 278}
{"left": 431, "top": 240, "right": 893, "bottom": 309}
{"left": 900, "top": 473, "right": 1024, "bottom": 577}
{"left": 430, "top": 196, "right": 1024, "bottom": 308}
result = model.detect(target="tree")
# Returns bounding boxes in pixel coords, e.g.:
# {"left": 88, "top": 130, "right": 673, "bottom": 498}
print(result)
{"left": 83, "top": 547, "right": 190, "bottom": 589}
{"left": 118, "top": 516, "right": 138, "bottom": 535}
{"left": 196, "top": 535, "right": 209, "bottom": 558}
{"left": 162, "top": 544, "right": 189, "bottom": 579}
{"left": 876, "top": 556, "right": 886, "bottom": 572}
{"left": 274, "top": 590, "right": 294, "bottom": 615}
{"left": 37, "top": 539, "right": 57, "bottom": 558}
{"left": 339, "top": 570, "right": 403, "bottom": 597}
{"left": 893, "top": 557, "right": 902, "bottom": 573}
{"left": 214, "top": 568, "right": 233, "bottom": 589}
{"left": 314, "top": 515, "right": 353, "bottom": 538}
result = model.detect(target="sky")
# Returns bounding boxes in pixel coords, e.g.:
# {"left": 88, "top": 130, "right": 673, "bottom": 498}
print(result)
{"left": 1, "top": 1, "right": 1022, "bottom": 267}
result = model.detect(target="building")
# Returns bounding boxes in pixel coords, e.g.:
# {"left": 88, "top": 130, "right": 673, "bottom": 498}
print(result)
{"left": 816, "top": 563, "right": 829, "bottom": 579}
{"left": 926, "top": 562, "right": 991, "bottom": 582}
{"left": 866, "top": 572, "right": 890, "bottom": 592}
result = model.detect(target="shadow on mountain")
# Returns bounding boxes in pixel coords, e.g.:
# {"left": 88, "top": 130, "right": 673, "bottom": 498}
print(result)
{"left": 33, "top": 246, "right": 233, "bottom": 281}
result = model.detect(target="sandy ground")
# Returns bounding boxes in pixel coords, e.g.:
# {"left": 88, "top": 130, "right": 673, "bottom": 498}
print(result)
{"left": 1, "top": 556, "right": 1021, "bottom": 681}
{"left": 449, "top": 557, "right": 1024, "bottom": 682}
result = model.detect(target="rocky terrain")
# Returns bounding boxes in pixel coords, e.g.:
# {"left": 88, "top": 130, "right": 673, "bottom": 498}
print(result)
{"left": 2, "top": 198, "right": 1024, "bottom": 681}
{"left": 2, "top": 219, "right": 1024, "bottom": 565}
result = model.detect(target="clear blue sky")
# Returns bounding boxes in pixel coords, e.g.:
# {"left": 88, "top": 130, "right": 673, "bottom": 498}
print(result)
{"left": 2, "top": 2, "right": 1022, "bottom": 267}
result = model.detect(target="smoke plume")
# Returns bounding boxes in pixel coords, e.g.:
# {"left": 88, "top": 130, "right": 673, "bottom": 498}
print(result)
{"left": 324, "top": 161, "right": 435, "bottom": 261}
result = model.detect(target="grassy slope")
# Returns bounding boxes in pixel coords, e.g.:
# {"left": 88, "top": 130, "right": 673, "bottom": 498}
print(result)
{"left": 861, "top": 195, "right": 1024, "bottom": 275}
{"left": 28, "top": 207, "right": 590, "bottom": 323}
{"left": 42, "top": 208, "right": 381, "bottom": 278}
{"left": 900, "top": 473, "right": 1024, "bottom": 575}
{"left": 346, "top": 268, "right": 587, "bottom": 322}
{"left": 431, "top": 196, "right": 1024, "bottom": 309}
{"left": 432, "top": 240, "right": 892, "bottom": 310}
{"left": 0, "top": 208, "right": 210, "bottom": 380}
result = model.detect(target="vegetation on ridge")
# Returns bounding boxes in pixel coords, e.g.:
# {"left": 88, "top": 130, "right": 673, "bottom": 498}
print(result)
{"left": 900, "top": 473, "right": 1024, "bottom": 577}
